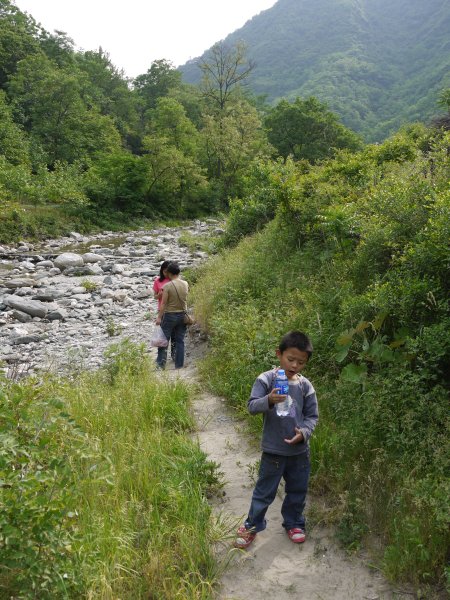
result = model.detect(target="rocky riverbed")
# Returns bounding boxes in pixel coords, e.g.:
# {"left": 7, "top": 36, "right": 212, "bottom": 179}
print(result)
{"left": 0, "top": 221, "right": 220, "bottom": 378}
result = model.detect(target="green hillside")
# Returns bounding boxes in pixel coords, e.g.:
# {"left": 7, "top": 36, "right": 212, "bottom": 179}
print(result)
{"left": 180, "top": 0, "right": 450, "bottom": 140}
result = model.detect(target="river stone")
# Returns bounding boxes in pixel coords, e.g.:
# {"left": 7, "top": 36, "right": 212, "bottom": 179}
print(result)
{"left": 12, "top": 334, "right": 43, "bottom": 345}
{"left": 82, "top": 264, "right": 104, "bottom": 275}
{"left": 113, "top": 290, "right": 128, "bottom": 302}
{"left": 12, "top": 310, "right": 33, "bottom": 323}
{"left": 21, "top": 262, "right": 36, "bottom": 270}
{"left": 47, "top": 308, "right": 67, "bottom": 321}
{"left": 36, "top": 260, "right": 54, "bottom": 268}
{"left": 49, "top": 268, "right": 61, "bottom": 275}
{"left": 5, "top": 296, "right": 51, "bottom": 318}
{"left": 70, "top": 232, "right": 83, "bottom": 240}
{"left": 81, "top": 252, "right": 106, "bottom": 264}
{"left": 95, "top": 248, "right": 114, "bottom": 256}
{"left": 54, "top": 253, "right": 84, "bottom": 269}
{"left": 34, "top": 289, "right": 65, "bottom": 301}
{"left": 111, "top": 264, "right": 125, "bottom": 274}
{"left": 4, "top": 278, "right": 37, "bottom": 289}
{"left": 100, "top": 288, "right": 114, "bottom": 299}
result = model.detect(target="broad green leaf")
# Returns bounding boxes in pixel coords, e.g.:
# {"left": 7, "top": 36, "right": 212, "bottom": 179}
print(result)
{"left": 341, "top": 363, "right": 367, "bottom": 383}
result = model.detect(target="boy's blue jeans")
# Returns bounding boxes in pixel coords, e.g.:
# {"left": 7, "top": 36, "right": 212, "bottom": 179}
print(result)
{"left": 245, "top": 451, "right": 310, "bottom": 533}
{"left": 156, "top": 312, "right": 186, "bottom": 369}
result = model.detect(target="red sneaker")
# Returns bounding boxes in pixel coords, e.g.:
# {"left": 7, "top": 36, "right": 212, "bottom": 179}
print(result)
{"left": 287, "top": 528, "right": 306, "bottom": 543}
{"left": 234, "top": 525, "right": 257, "bottom": 549}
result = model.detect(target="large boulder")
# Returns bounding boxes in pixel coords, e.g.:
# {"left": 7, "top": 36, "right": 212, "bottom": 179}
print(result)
{"left": 5, "top": 296, "right": 54, "bottom": 318}
{"left": 54, "top": 253, "right": 84, "bottom": 270}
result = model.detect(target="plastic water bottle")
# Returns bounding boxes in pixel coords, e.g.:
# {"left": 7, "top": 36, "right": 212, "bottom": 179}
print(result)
{"left": 274, "top": 369, "right": 291, "bottom": 416}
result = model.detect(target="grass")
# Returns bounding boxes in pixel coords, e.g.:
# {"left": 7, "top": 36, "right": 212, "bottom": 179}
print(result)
{"left": 0, "top": 341, "right": 226, "bottom": 599}
{"left": 190, "top": 212, "right": 450, "bottom": 593}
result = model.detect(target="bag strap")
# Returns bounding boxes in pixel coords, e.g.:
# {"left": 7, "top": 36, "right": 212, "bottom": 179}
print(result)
{"left": 171, "top": 281, "right": 187, "bottom": 312}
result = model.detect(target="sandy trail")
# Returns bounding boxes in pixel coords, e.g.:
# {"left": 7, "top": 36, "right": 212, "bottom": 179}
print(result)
{"left": 166, "top": 340, "right": 412, "bottom": 600}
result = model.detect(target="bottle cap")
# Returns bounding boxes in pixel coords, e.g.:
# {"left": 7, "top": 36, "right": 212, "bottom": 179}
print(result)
{"left": 278, "top": 369, "right": 285, "bottom": 375}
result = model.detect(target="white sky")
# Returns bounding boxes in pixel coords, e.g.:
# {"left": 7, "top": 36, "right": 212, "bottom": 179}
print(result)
{"left": 14, "top": 0, "right": 277, "bottom": 78}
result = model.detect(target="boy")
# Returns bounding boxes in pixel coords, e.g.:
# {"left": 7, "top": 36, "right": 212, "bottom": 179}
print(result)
{"left": 235, "top": 331, "right": 319, "bottom": 549}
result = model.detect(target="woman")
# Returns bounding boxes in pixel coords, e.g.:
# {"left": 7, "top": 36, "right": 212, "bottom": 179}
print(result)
{"left": 155, "top": 262, "right": 188, "bottom": 369}
{"left": 153, "top": 260, "right": 176, "bottom": 361}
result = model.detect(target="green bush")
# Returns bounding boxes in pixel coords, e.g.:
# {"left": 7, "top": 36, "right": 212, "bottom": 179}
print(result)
{"left": 0, "top": 377, "right": 105, "bottom": 598}
{"left": 191, "top": 126, "right": 450, "bottom": 588}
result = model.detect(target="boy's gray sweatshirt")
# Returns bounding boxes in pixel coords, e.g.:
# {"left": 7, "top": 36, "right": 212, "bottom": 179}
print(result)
{"left": 248, "top": 369, "right": 319, "bottom": 456}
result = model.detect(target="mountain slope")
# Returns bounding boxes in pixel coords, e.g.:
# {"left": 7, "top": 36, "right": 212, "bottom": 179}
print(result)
{"left": 180, "top": 0, "right": 450, "bottom": 140}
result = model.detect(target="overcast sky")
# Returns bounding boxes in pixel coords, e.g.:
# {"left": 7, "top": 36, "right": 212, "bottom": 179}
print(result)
{"left": 14, "top": 0, "right": 277, "bottom": 78}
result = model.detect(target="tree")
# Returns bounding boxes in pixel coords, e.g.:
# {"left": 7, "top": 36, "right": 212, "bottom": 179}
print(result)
{"left": 200, "top": 99, "right": 269, "bottom": 199}
{"left": 141, "top": 135, "right": 207, "bottom": 214}
{"left": 148, "top": 97, "right": 200, "bottom": 156}
{"left": 0, "top": 90, "right": 29, "bottom": 165}
{"left": 0, "top": 0, "right": 41, "bottom": 88}
{"left": 8, "top": 54, "right": 121, "bottom": 167}
{"left": 264, "top": 97, "right": 362, "bottom": 163}
{"left": 76, "top": 49, "right": 140, "bottom": 146}
{"left": 133, "top": 59, "right": 181, "bottom": 111}
{"left": 199, "top": 41, "right": 254, "bottom": 112}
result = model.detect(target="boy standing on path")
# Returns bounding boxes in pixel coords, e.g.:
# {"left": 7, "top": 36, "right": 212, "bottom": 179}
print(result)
{"left": 235, "top": 331, "right": 319, "bottom": 549}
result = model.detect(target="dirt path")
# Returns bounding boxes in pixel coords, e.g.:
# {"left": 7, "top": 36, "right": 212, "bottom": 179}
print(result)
{"left": 167, "top": 340, "right": 412, "bottom": 600}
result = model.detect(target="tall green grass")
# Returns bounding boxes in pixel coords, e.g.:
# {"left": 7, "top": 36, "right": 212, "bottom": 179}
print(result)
{"left": 0, "top": 341, "right": 223, "bottom": 599}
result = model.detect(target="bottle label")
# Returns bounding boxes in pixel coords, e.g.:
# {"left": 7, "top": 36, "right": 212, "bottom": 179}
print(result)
{"left": 275, "top": 379, "right": 289, "bottom": 395}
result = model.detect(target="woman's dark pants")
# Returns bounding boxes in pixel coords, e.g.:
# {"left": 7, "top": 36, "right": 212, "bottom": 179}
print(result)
{"left": 244, "top": 451, "right": 310, "bottom": 533}
{"left": 156, "top": 312, "right": 186, "bottom": 369}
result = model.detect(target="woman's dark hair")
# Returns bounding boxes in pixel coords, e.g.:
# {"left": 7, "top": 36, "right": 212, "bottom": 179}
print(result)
{"left": 166, "top": 262, "right": 181, "bottom": 275}
{"left": 279, "top": 331, "right": 313, "bottom": 358}
{"left": 159, "top": 260, "right": 171, "bottom": 281}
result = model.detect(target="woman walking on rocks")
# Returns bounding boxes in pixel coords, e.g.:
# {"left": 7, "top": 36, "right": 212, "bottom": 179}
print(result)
{"left": 155, "top": 262, "right": 188, "bottom": 370}
{"left": 153, "top": 260, "right": 176, "bottom": 361}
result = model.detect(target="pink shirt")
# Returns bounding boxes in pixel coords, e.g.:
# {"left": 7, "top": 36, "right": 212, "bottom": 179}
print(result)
{"left": 153, "top": 277, "right": 170, "bottom": 310}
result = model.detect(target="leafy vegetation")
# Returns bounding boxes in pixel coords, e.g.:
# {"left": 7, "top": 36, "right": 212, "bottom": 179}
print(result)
{"left": 181, "top": 0, "right": 450, "bottom": 141}
{"left": 191, "top": 126, "right": 450, "bottom": 589}
{"left": 0, "top": 341, "right": 224, "bottom": 598}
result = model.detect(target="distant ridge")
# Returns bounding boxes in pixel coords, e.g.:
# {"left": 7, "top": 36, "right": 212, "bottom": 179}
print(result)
{"left": 180, "top": 0, "right": 450, "bottom": 140}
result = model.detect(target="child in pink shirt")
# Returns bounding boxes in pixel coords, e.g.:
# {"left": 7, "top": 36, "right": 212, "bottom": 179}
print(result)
{"left": 153, "top": 260, "right": 171, "bottom": 310}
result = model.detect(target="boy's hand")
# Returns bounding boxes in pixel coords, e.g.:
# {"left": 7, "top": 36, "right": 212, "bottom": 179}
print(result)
{"left": 284, "top": 427, "right": 304, "bottom": 445}
{"left": 268, "top": 388, "right": 287, "bottom": 405}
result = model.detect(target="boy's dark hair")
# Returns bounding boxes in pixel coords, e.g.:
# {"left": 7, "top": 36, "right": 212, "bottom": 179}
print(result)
{"left": 279, "top": 331, "right": 313, "bottom": 358}
{"left": 166, "top": 262, "right": 181, "bottom": 275}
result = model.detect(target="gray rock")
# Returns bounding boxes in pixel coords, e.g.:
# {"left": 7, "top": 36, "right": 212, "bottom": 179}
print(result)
{"left": 5, "top": 296, "right": 51, "bottom": 318}
{"left": 12, "top": 310, "right": 33, "bottom": 323}
{"left": 135, "top": 289, "right": 153, "bottom": 299}
{"left": 69, "top": 232, "right": 83, "bottom": 240}
{"left": 81, "top": 252, "right": 106, "bottom": 264}
{"left": 12, "top": 334, "right": 43, "bottom": 345}
{"left": 100, "top": 288, "right": 115, "bottom": 299}
{"left": 111, "top": 264, "right": 125, "bottom": 274}
{"left": 21, "top": 262, "right": 36, "bottom": 270}
{"left": 54, "top": 253, "right": 84, "bottom": 269}
{"left": 95, "top": 248, "right": 114, "bottom": 256}
{"left": 47, "top": 308, "right": 67, "bottom": 321}
{"left": 83, "top": 264, "right": 104, "bottom": 275}
{"left": 36, "top": 260, "right": 54, "bottom": 268}
{"left": 49, "top": 268, "right": 62, "bottom": 275}
{"left": 103, "top": 276, "right": 114, "bottom": 285}
{"left": 34, "top": 289, "right": 65, "bottom": 301}
{"left": 4, "top": 278, "right": 37, "bottom": 289}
